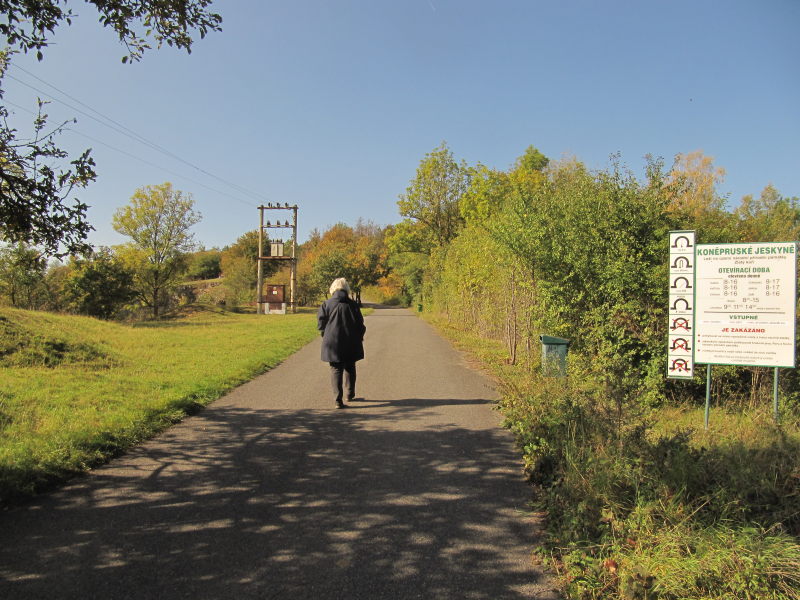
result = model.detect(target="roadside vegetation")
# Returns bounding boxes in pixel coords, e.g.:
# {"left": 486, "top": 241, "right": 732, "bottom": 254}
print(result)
{"left": 397, "top": 144, "right": 800, "bottom": 599}
{"left": 0, "top": 306, "right": 318, "bottom": 504}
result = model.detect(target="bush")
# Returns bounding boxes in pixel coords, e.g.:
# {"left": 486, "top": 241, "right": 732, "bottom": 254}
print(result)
{"left": 500, "top": 372, "right": 800, "bottom": 599}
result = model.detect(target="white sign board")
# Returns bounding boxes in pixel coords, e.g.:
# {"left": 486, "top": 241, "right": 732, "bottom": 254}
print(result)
{"left": 667, "top": 231, "right": 695, "bottom": 378}
{"left": 695, "top": 242, "right": 797, "bottom": 367}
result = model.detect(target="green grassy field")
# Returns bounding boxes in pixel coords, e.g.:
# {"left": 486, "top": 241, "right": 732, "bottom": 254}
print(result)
{"left": 0, "top": 306, "right": 320, "bottom": 503}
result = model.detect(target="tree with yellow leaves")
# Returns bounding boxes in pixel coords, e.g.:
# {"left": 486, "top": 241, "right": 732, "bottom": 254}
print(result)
{"left": 663, "top": 150, "right": 734, "bottom": 238}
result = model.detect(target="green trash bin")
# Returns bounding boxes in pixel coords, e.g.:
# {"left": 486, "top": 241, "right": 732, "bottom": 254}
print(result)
{"left": 540, "top": 335, "right": 570, "bottom": 377}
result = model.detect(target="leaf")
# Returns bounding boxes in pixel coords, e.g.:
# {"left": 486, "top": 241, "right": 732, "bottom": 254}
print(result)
{"left": 603, "top": 558, "right": 618, "bottom": 574}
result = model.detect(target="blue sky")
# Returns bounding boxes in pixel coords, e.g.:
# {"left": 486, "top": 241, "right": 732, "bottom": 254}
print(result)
{"left": 4, "top": 0, "right": 799, "bottom": 249}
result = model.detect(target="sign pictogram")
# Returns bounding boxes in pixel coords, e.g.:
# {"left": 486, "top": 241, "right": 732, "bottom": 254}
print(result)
{"left": 670, "top": 337, "right": 691, "bottom": 351}
{"left": 670, "top": 317, "right": 691, "bottom": 332}
{"left": 667, "top": 230, "right": 695, "bottom": 379}
{"left": 668, "top": 358, "right": 691, "bottom": 374}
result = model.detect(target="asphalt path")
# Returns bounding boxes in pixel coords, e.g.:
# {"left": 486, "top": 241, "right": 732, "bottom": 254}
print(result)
{"left": 0, "top": 306, "right": 558, "bottom": 599}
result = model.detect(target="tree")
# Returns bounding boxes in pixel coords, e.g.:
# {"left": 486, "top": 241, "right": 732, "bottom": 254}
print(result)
{"left": 663, "top": 150, "right": 734, "bottom": 239}
{"left": 0, "top": 1, "right": 221, "bottom": 255}
{"left": 1, "top": 0, "right": 222, "bottom": 63}
{"left": 186, "top": 248, "right": 222, "bottom": 280}
{"left": 0, "top": 241, "right": 48, "bottom": 309}
{"left": 459, "top": 165, "right": 510, "bottom": 224}
{"left": 220, "top": 230, "right": 275, "bottom": 308}
{"left": 64, "top": 247, "right": 136, "bottom": 319}
{"left": 40, "top": 259, "right": 72, "bottom": 312}
{"left": 1, "top": 54, "right": 96, "bottom": 256}
{"left": 382, "top": 220, "right": 431, "bottom": 306}
{"left": 299, "top": 222, "right": 386, "bottom": 303}
{"left": 514, "top": 144, "right": 549, "bottom": 172}
{"left": 112, "top": 182, "right": 200, "bottom": 317}
{"left": 397, "top": 142, "right": 471, "bottom": 247}
{"left": 735, "top": 184, "right": 800, "bottom": 243}
{"left": 460, "top": 146, "right": 549, "bottom": 225}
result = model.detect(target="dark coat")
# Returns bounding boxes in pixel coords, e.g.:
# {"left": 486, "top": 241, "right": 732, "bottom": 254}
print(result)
{"left": 317, "top": 290, "right": 366, "bottom": 363}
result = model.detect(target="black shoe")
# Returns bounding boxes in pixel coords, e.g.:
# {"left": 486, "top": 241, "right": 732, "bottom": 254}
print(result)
{"left": 336, "top": 401, "right": 346, "bottom": 409}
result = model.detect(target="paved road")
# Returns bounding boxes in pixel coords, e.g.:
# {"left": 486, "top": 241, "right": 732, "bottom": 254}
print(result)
{"left": 0, "top": 307, "right": 557, "bottom": 599}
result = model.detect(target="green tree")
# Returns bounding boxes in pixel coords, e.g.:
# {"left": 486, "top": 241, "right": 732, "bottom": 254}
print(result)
{"left": 64, "top": 247, "right": 136, "bottom": 319}
{"left": 1, "top": 54, "right": 96, "bottom": 256}
{"left": 40, "top": 260, "right": 72, "bottom": 312}
{"left": 735, "top": 184, "right": 800, "bottom": 243}
{"left": 1, "top": 0, "right": 222, "bottom": 63}
{"left": 220, "top": 230, "right": 279, "bottom": 308}
{"left": 484, "top": 155, "right": 673, "bottom": 406}
{"left": 220, "top": 230, "right": 258, "bottom": 307}
{"left": 186, "top": 248, "right": 222, "bottom": 280}
{"left": 459, "top": 165, "right": 511, "bottom": 224}
{"left": 112, "top": 182, "right": 201, "bottom": 317}
{"left": 416, "top": 145, "right": 551, "bottom": 355}
{"left": 383, "top": 221, "right": 431, "bottom": 305}
{"left": 0, "top": 242, "right": 48, "bottom": 309}
{"left": 514, "top": 145, "right": 549, "bottom": 172}
{"left": 460, "top": 146, "right": 549, "bottom": 225}
{"left": 397, "top": 141, "right": 471, "bottom": 247}
{"left": 384, "top": 219, "right": 430, "bottom": 255}
{"left": 0, "top": 1, "right": 221, "bottom": 255}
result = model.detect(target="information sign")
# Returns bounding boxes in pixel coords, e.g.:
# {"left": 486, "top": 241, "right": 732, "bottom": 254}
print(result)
{"left": 694, "top": 242, "right": 797, "bottom": 367}
{"left": 667, "top": 231, "right": 696, "bottom": 378}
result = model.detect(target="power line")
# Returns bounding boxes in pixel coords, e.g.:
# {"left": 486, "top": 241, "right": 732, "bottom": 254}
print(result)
{"left": 4, "top": 97, "right": 258, "bottom": 208}
{"left": 10, "top": 65, "right": 169, "bottom": 153}
{"left": 6, "top": 64, "right": 276, "bottom": 205}
{"left": 3, "top": 98, "right": 36, "bottom": 116}
{"left": 66, "top": 128, "right": 259, "bottom": 209}
{"left": 9, "top": 65, "right": 270, "bottom": 203}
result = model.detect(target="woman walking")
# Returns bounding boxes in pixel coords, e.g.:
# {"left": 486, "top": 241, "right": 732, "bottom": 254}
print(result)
{"left": 317, "top": 278, "right": 366, "bottom": 409}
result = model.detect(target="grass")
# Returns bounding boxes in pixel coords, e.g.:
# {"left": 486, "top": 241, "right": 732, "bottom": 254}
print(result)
{"left": 0, "top": 305, "right": 320, "bottom": 503}
{"left": 421, "top": 311, "right": 800, "bottom": 600}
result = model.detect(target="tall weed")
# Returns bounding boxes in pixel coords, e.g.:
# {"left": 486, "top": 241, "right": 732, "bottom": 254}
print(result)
{"left": 501, "top": 372, "right": 800, "bottom": 599}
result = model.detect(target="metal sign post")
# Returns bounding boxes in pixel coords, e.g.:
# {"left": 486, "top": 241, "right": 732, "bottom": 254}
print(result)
{"left": 774, "top": 367, "right": 780, "bottom": 423}
{"left": 704, "top": 364, "right": 711, "bottom": 429}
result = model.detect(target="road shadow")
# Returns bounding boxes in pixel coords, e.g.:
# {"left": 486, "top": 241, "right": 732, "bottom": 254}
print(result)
{"left": 346, "top": 397, "right": 493, "bottom": 410}
{"left": 360, "top": 303, "right": 418, "bottom": 313}
{"left": 0, "top": 401, "right": 553, "bottom": 599}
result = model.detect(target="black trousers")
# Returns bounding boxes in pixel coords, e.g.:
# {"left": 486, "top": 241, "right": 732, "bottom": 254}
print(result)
{"left": 329, "top": 361, "right": 356, "bottom": 402}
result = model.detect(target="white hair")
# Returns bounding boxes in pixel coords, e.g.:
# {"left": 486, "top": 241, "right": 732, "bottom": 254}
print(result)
{"left": 329, "top": 277, "right": 350, "bottom": 295}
